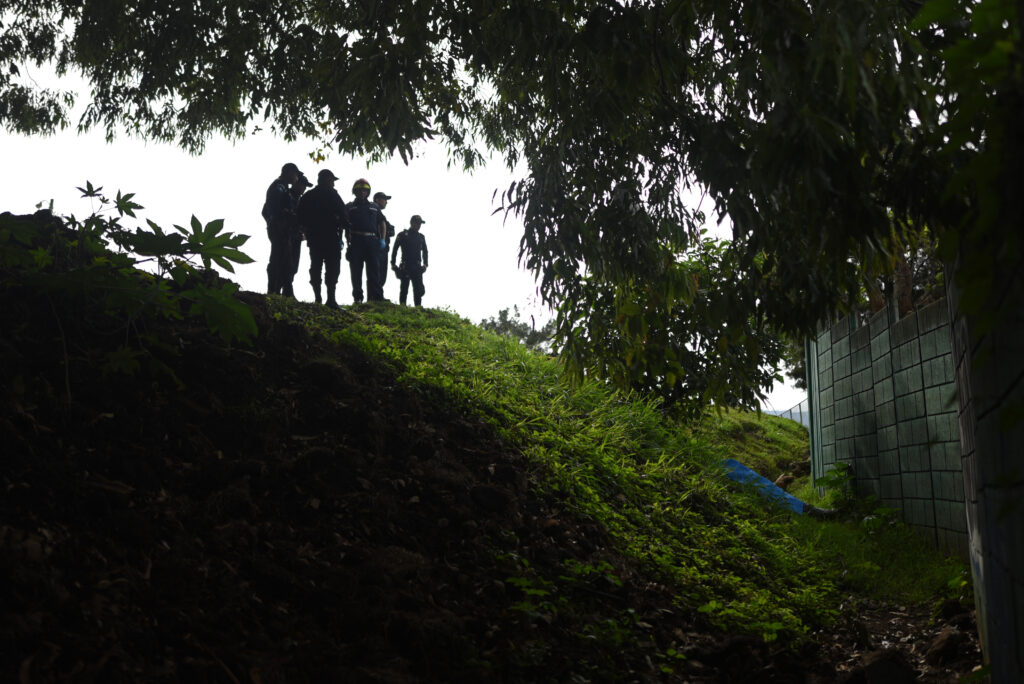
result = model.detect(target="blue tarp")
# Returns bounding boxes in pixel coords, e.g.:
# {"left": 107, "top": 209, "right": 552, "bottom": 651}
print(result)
{"left": 721, "top": 458, "right": 811, "bottom": 514}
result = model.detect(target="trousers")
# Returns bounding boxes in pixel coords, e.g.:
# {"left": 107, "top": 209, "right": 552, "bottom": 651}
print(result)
{"left": 348, "top": 235, "right": 383, "bottom": 302}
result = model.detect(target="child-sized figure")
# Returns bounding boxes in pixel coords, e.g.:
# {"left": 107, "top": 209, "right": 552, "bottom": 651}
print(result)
{"left": 390, "top": 215, "right": 429, "bottom": 306}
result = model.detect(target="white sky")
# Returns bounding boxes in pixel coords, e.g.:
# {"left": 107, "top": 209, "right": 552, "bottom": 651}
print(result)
{"left": 0, "top": 105, "right": 804, "bottom": 411}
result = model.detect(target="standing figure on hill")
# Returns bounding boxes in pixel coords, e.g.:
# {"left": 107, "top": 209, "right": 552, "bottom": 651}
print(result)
{"left": 345, "top": 178, "right": 386, "bottom": 303}
{"left": 373, "top": 191, "right": 395, "bottom": 291}
{"left": 283, "top": 173, "right": 312, "bottom": 298}
{"left": 297, "top": 169, "right": 349, "bottom": 308}
{"left": 391, "top": 215, "right": 429, "bottom": 307}
{"left": 263, "top": 162, "right": 302, "bottom": 296}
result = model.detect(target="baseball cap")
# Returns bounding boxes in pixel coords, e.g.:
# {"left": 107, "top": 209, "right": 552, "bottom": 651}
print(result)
{"left": 410, "top": 215, "right": 425, "bottom": 224}
{"left": 318, "top": 169, "right": 339, "bottom": 182}
{"left": 373, "top": 191, "right": 392, "bottom": 201}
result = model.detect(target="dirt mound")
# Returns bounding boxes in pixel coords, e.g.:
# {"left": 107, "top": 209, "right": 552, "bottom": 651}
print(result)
{"left": 0, "top": 291, "right": 724, "bottom": 682}
{"left": 0, "top": 215, "right": 982, "bottom": 681}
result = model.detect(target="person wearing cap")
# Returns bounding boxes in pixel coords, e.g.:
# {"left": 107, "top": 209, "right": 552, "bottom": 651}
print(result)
{"left": 345, "top": 178, "right": 386, "bottom": 302}
{"left": 282, "top": 173, "right": 312, "bottom": 298}
{"left": 296, "top": 169, "right": 350, "bottom": 308}
{"left": 390, "top": 215, "right": 429, "bottom": 306}
{"left": 262, "top": 162, "right": 302, "bottom": 295}
{"left": 373, "top": 191, "right": 396, "bottom": 290}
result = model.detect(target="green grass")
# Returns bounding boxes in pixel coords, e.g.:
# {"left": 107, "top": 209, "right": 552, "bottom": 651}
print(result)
{"left": 270, "top": 299, "right": 970, "bottom": 644}
{"left": 689, "top": 408, "right": 810, "bottom": 479}
{"left": 787, "top": 511, "right": 970, "bottom": 605}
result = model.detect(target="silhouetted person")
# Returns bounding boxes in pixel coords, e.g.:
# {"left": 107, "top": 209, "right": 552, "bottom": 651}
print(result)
{"left": 391, "top": 215, "right": 429, "bottom": 306}
{"left": 263, "top": 162, "right": 302, "bottom": 295}
{"left": 282, "top": 173, "right": 311, "bottom": 298}
{"left": 297, "top": 169, "right": 349, "bottom": 308}
{"left": 345, "top": 178, "right": 386, "bottom": 302}
{"left": 373, "top": 191, "right": 395, "bottom": 290}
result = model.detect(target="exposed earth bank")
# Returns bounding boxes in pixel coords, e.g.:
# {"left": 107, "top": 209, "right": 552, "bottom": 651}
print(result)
{"left": 0, "top": 227, "right": 982, "bottom": 681}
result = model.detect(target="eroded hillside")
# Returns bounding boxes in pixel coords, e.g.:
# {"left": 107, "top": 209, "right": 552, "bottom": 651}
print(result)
{"left": 1, "top": 210, "right": 981, "bottom": 682}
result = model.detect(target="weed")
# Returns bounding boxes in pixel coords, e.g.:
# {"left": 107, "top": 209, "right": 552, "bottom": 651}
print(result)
{"left": 268, "top": 300, "right": 971, "bottom": 647}
{"left": 2, "top": 189, "right": 256, "bottom": 369}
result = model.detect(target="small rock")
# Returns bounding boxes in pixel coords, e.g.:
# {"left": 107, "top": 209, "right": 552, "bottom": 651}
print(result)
{"left": 842, "top": 648, "right": 916, "bottom": 684}
{"left": 469, "top": 485, "right": 511, "bottom": 513}
{"left": 925, "top": 626, "right": 965, "bottom": 666}
{"left": 936, "top": 598, "right": 967, "bottom": 621}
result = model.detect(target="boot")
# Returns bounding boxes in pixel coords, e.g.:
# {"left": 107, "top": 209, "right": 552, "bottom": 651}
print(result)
{"left": 325, "top": 286, "right": 338, "bottom": 309}
{"left": 312, "top": 283, "right": 322, "bottom": 304}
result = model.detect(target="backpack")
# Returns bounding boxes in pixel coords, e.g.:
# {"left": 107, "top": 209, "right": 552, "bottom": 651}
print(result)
{"left": 262, "top": 180, "right": 286, "bottom": 222}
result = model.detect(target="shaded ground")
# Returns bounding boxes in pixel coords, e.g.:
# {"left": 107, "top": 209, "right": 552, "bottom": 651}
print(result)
{"left": 0, "top": 227, "right": 983, "bottom": 681}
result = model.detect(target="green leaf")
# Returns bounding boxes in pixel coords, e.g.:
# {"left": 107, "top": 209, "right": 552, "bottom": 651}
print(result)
{"left": 182, "top": 282, "right": 257, "bottom": 345}
{"left": 114, "top": 191, "right": 144, "bottom": 218}
{"left": 102, "top": 346, "right": 143, "bottom": 376}
{"left": 619, "top": 302, "right": 642, "bottom": 317}
{"left": 910, "top": 0, "right": 959, "bottom": 30}
{"left": 203, "top": 218, "right": 225, "bottom": 238}
{"left": 130, "top": 228, "right": 184, "bottom": 257}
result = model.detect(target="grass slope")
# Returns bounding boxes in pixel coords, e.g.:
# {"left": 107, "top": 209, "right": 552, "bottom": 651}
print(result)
{"left": 1, "top": 212, "right": 972, "bottom": 681}
{"left": 273, "top": 300, "right": 968, "bottom": 641}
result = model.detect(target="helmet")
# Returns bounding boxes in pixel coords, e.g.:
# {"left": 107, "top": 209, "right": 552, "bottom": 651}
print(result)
{"left": 352, "top": 178, "right": 371, "bottom": 194}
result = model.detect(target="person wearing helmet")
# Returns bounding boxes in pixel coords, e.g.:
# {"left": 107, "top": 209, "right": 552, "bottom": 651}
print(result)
{"left": 262, "top": 162, "right": 302, "bottom": 295}
{"left": 390, "top": 215, "right": 429, "bottom": 306}
{"left": 345, "top": 178, "right": 386, "bottom": 302}
{"left": 297, "top": 169, "right": 350, "bottom": 307}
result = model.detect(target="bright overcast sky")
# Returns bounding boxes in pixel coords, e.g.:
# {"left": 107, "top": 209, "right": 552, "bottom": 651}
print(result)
{"left": 0, "top": 94, "right": 805, "bottom": 411}
{"left": 0, "top": 123, "right": 543, "bottom": 320}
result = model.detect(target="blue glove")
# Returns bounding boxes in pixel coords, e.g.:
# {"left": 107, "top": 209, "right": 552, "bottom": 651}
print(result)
{"left": 379, "top": 238, "right": 386, "bottom": 250}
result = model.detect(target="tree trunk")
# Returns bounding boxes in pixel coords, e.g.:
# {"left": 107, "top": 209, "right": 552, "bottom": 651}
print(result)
{"left": 894, "top": 255, "right": 914, "bottom": 319}
{"left": 867, "top": 278, "right": 887, "bottom": 313}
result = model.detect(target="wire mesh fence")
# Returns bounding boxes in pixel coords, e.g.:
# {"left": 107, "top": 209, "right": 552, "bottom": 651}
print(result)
{"left": 769, "top": 397, "right": 810, "bottom": 427}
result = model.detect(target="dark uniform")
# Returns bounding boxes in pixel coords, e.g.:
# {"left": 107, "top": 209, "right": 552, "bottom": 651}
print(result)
{"left": 374, "top": 192, "right": 395, "bottom": 290}
{"left": 284, "top": 175, "right": 311, "bottom": 297}
{"left": 391, "top": 216, "right": 429, "bottom": 306}
{"left": 263, "top": 166, "right": 300, "bottom": 296}
{"left": 297, "top": 174, "right": 349, "bottom": 306}
{"left": 346, "top": 180, "right": 385, "bottom": 302}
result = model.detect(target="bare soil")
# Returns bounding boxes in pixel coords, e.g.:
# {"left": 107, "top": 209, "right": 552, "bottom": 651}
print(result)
{"left": 0, "top": 259, "right": 983, "bottom": 682}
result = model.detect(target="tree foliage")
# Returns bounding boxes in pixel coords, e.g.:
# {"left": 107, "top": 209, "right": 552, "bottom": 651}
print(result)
{"left": 479, "top": 305, "right": 555, "bottom": 353}
{"left": 557, "top": 235, "right": 785, "bottom": 415}
{"left": 2, "top": 0, "right": 1019, "bottom": 414}
{"left": 779, "top": 336, "right": 808, "bottom": 392}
